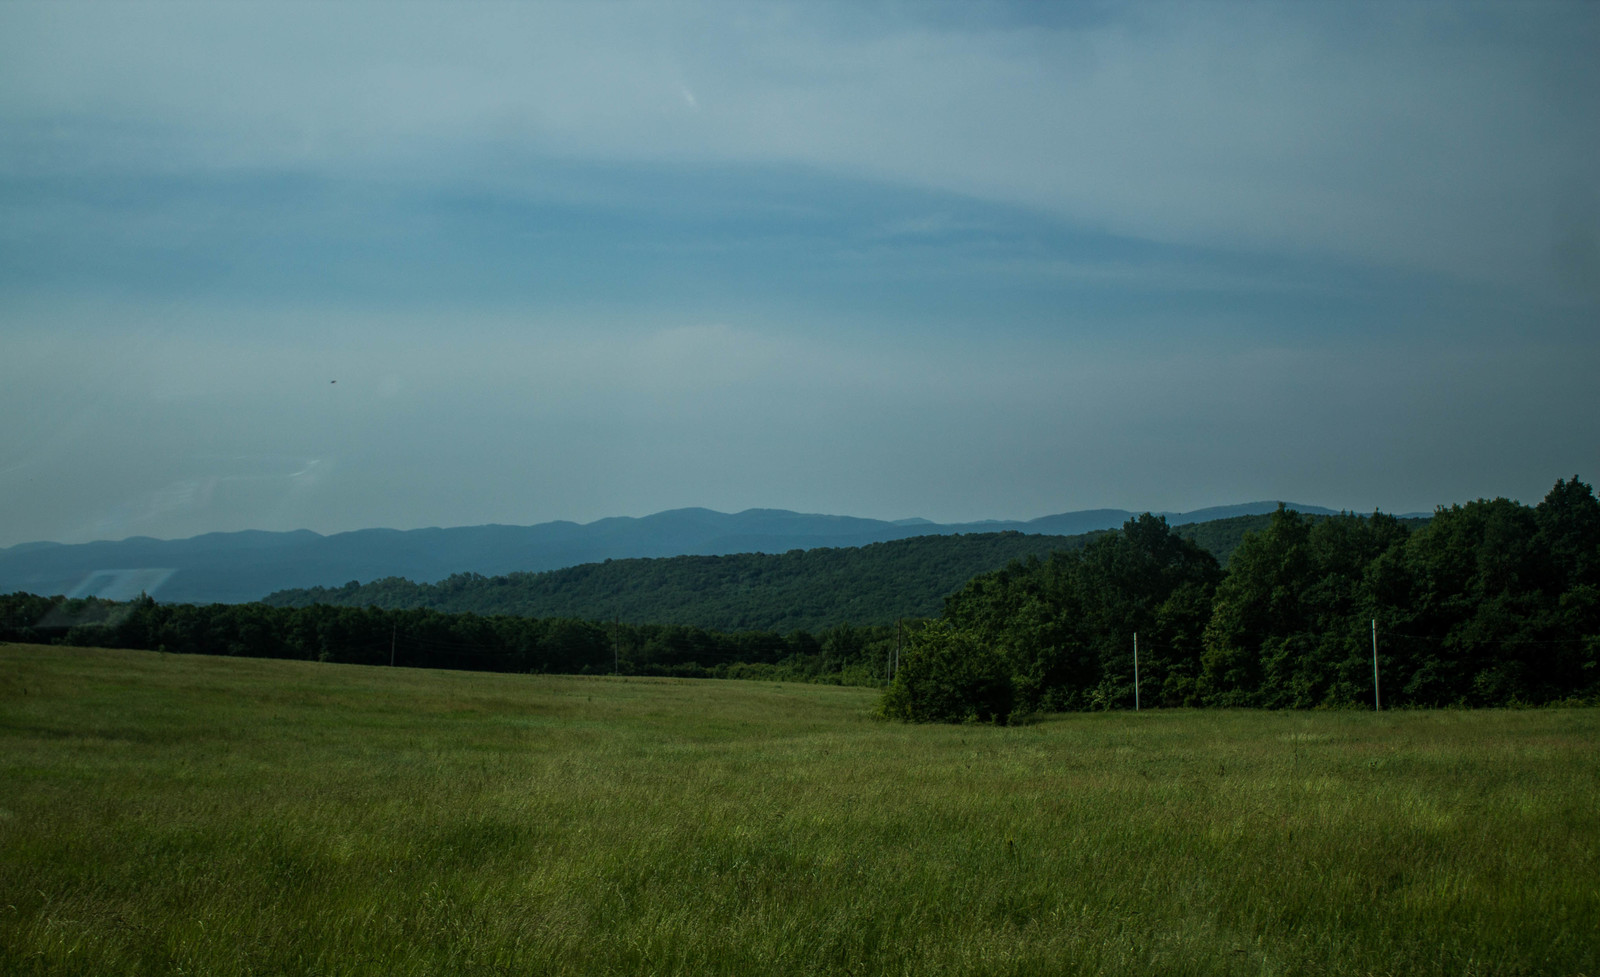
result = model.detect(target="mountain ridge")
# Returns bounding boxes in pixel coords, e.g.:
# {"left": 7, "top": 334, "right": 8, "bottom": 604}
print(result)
{"left": 260, "top": 512, "right": 1404, "bottom": 633}
{"left": 0, "top": 502, "right": 1344, "bottom": 604}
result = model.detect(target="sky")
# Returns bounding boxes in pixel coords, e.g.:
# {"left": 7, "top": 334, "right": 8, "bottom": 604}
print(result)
{"left": 2, "top": 1, "right": 1597, "bottom": 548}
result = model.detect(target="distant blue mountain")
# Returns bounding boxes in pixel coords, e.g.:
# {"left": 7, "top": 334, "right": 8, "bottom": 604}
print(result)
{"left": 0, "top": 501, "right": 1338, "bottom": 605}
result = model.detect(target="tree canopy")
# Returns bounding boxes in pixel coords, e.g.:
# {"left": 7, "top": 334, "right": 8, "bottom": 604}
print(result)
{"left": 6, "top": 478, "right": 1595, "bottom": 719}
{"left": 906, "top": 478, "right": 1599, "bottom": 720}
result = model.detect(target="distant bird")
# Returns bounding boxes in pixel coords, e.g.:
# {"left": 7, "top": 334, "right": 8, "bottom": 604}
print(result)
{"left": 330, "top": 380, "right": 337, "bottom": 384}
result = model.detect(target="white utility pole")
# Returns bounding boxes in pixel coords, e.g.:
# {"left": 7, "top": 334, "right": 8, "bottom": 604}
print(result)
{"left": 1371, "top": 619, "right": 1381, "bottom": 711}
{"left": 1133, "top": 632, "right": 1140, "bottom": 712}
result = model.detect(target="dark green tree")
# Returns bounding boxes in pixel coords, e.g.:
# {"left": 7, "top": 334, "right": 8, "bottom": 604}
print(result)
{"left": 941, "top": 514, "right": 1221, "bottom": 711}
{"left": 1533, "top": 476, "right": 1600, "bottom": 692}
{"left": 880, "top": 621, "right": 1014, "bottom": 724}
{"left": 1200, "top": 508, "right": 1410, "bottom": 707}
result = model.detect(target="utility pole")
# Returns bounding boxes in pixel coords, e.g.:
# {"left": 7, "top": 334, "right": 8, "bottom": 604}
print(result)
{"left": 613, "top": 613, "right": 620, "bottom": 676}
{"left": 1371, "top": 619, "right": 1381, "bottom": 711}
{"left": 389, "top": 622, "right": 396, "bottom": 667}
{"left": 1133, "top": 632, "right": 1140, "bottom": 712}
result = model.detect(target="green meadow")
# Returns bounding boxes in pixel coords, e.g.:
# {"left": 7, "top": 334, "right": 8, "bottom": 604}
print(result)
{"left": 2, "top": 644, "right": 1595, "bottom": 976}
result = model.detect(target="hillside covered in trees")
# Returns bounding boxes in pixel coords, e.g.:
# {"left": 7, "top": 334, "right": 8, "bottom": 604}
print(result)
{"left": 260, "top": 532, "right": 1104, "bottom": 632}
{"left": 0, "top": 502, "right": 1337, "bottom": 605}
{"left": 885, "top": 477, "right": 1599, "bottom": 721}
{"left": 259, "top": 515, "right": 1343, "bottom": 632}
{"left": 5, "top": 479, "right": 1592, "bottom": 715}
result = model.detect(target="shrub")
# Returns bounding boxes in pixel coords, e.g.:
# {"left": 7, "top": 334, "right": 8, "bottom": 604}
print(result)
{"left": 880, "top": 622, "right": 1014, "bottom": 724}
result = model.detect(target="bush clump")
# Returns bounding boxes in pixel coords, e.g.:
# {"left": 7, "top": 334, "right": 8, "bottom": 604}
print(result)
{"left": 880, "top": 622, "right": 1014, "bottom": 724}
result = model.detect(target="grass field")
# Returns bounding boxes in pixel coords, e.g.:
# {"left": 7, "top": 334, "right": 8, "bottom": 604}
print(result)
{"left": 2, "top": 644, "right": 1596, "bottom": 976}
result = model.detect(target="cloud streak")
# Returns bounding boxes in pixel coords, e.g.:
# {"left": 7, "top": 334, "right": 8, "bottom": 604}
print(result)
{"left": 0, "top": 1, "right": 1595, "bottom": 546}
{"left": 5, "top": 2, "right": 1593, "bottom": 293}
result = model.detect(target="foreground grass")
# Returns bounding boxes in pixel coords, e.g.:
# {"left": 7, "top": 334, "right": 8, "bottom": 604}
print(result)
{"left": 1, "top": 645, "right": 1596, "bottom": 976}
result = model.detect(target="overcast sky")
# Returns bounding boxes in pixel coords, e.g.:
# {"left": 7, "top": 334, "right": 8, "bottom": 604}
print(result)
{"left": 2, "top": 1, "right": 1596, "bottom": 547}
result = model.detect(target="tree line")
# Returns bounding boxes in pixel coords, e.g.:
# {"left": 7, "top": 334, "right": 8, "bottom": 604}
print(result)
{"left": 884, "top": 477, "right": 1599, "bottom": 722}
{"left": 5, "top": 477, "right": 1594, "bottom": 718}
{"left": 0, "top": 592, "right": 906, "bottom": 685}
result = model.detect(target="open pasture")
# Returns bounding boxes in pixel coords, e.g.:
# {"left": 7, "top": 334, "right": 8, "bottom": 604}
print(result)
{"left": 1, "top": 644, "right": 1596, "bottom": 975}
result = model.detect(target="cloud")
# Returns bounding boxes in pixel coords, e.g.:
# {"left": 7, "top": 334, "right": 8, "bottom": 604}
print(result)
{"left": 2, "top": 2, "right": 1595, "bottom": 297}
{"left": 0, "top": 2, "right": 1595, "bottom": 546}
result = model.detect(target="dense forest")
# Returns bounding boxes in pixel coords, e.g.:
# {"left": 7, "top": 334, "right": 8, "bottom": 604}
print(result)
{"left": 260, "top": 532, "right": 1104, "bottom": 631}
{"left": 0, "top": 591, "right": 904, "bottom": 685}
{"left": 4, "top": 478, "right": 1594, "bottom": 716}
{"left": 885, "top": 477, "right": 1599, "bottom": 721}
{"left": 258, "top": 515, "right": 1340, "bottom": 632}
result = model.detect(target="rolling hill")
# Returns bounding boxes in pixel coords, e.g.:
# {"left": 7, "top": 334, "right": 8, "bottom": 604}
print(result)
{"left": 0, "top": 502, "right": 1341, "bottom": 605}
{"left": 260, "top": 512, "right": 1380, "bottom": 632}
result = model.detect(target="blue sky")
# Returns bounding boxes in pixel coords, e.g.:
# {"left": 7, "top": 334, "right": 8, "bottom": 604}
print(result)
{"left": 2, "top": 1, "right": 1596, "bottom": 546}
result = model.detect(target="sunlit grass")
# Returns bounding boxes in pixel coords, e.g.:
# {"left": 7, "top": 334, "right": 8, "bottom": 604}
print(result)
{"left": 2, "top": 644, "right": 1596, "bottom": 975}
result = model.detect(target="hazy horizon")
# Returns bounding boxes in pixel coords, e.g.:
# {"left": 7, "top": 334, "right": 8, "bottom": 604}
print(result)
{"left": 3, "top": 2, "right": 1596, "bottom": 549}
{"left": 0, "top": 497, "right": 1459, "bottom": 551}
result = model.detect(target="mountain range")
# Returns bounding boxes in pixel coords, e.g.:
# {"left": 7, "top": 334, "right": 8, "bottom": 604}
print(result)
{"left": 0, "top": 502, "right": 1341, "bottom": 605}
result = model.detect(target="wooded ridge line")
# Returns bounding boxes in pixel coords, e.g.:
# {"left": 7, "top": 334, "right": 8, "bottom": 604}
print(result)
{"left": 3, "top": 477, "right": 1594, "bottom": 712}
{"left": 0, "top": 501, "right": 1345, "bottom": 605}
{"left": 259, "top": 513, "right": 1356, "bottom": 633}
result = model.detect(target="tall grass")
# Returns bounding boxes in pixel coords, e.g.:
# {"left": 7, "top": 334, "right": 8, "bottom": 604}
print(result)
{"left": 2, "top": 644, "right": 1595, "bottom": 975}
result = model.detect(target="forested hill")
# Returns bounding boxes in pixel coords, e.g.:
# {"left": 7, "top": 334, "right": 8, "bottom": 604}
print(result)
{"left": 1174, "top": 511, "right": 1428, "bottom": 563}
{"left": 10, "top": 484, "right": 1582, "bottom": 711}
{"left": 888, "top": 478, "right": 1599, "bottom": 718}
{"left": 261, "top": 532, "right": 1101, "bottom": 632}
{"left": 0, "top": 501, "right": 1341, "bottom": 605}
{"left": 260, "top": 513, "right": 1371, "bottom": 632}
